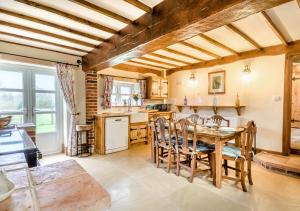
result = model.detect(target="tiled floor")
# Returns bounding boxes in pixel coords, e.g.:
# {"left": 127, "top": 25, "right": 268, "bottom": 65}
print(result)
{"left": 42, "top": 144, "right": 300, "bottom": 211}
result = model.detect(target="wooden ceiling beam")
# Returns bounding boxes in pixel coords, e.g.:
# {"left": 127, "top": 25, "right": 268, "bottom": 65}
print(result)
{"left": 137, "top": 57, "right": 179, "bottom": 67}
{"left": 261, "top": 11, "right": 288, "bottom": 46}
{"left": 0, "top": 20, "right": 95, "bottom": 48}
{"left": 68, "top": 0, "right": 132, "bottom": 24}
{"left": 83, "top": 0, "right": 291, "bottom": 71}
{"left": 198, "top": 34, "right": 238, "bottom": 55}
{"left": 180, "top": 41, "right": 222, "bottom": 59}
{"left": 0, "top": 8, "right": 104, "bottom": 42}
{"left": 128, "top": 60, "right": 168, "bottom": 69}
{"left": 226, "top": 24, "right": 261, "bottom": 49}
{"left": 0, "top": 31, "right": 88, "bottom": 53}
{"left": 0, "top": 40, "right": 82, "bottom": 57}
{"left": 113, "top": 63, "right": 161, "bottom": 76}
{"left": 124, "top": 0, "right": 152, "bottom": 13}
{"left": 15, "top": 0, "right": 116, "bottom": 34}
{"left": 167, "top": 40, "right": 300, "bottom": 75}
{"left": 297, "top": 0, "right": 300, "bottom": 7}
{"left": 148, "top": 53, "right": 192, "bottom": 65}
{"left": 163, "top": 48, "right": 204, "bottom": 62}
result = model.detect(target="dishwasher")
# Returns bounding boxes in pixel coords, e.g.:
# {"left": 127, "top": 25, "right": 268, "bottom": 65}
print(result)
{"left": 105, "top": 116, "right": 129, "bottom": 154}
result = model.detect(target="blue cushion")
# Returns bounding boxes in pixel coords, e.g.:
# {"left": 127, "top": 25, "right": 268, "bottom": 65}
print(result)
{"left": 222, "top": 146, "right": 242, "bottom": 158}
{"left": 188, "top": 142, "right": 213, "bottom": 153}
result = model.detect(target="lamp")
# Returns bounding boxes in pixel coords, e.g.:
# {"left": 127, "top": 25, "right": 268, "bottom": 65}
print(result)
{"left": 189, "top": 72, "right": 196, "bottom": 81}
{"left": 243, "top": 65, "right": 251, "bottom": 74}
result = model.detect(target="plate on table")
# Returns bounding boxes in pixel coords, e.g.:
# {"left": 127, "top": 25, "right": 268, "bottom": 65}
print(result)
{"left": 205, "top": 123, "right": 218, "bottom": 128}
{"left": 219, "top": 127, "right": 236, "bottom": 132}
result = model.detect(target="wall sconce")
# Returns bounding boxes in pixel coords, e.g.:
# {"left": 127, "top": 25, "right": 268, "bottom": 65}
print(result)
{"left": 243, "top": 65, "right": 251, "bottom": 74}
{"left": 189, "top": 72, "right": 196, "bottom": 81}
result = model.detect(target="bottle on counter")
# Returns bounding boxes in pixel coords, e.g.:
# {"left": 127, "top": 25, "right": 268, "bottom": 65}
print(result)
{"left": 184, "top": 96, "right": 188, "bottom": 105}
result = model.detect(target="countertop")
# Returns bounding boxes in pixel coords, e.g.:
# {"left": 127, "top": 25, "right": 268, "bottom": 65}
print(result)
{"left": 0, "top": 160, "right": 111, "bottom": 211}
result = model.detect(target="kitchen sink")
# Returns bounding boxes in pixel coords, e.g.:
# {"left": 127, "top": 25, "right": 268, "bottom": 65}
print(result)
{"left": 129, "top": 112, "right": 148, "bottom": 123}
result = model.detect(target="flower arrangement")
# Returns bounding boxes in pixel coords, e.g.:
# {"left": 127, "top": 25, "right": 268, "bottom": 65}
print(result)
{"left": 132, "top": 93, "right": 139, "bottom": 102}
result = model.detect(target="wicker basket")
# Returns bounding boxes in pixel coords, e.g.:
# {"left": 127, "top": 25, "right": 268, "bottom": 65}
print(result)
{"left": 0, "top": 116, "right": 12, "bottom": 129}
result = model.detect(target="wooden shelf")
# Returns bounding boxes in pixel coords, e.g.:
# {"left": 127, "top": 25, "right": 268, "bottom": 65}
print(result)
{"left": 175, "top": 105, "right": 245, "bottom": 116}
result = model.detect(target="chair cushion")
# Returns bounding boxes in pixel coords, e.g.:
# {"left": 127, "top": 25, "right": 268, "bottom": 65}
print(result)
{"left": 188, "top": 142, "right": 213, "bottom": 153}
{"left": 222, "top": 146, "right": 242, "bottom": 158}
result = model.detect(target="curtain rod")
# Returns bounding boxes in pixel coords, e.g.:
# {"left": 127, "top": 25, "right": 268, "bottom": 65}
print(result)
{"left": 0, "top": 52, "right": 81, "bottom": 67}
{"left": 99, "top": 74, "right": 146, "bottom": 80}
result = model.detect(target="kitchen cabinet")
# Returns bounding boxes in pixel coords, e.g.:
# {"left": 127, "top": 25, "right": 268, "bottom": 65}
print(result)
{"left": 146, "top": 77, "right": 168, "bottom": 99}
{"left": 130, "top": 122, "right": 148, "bottom": 144}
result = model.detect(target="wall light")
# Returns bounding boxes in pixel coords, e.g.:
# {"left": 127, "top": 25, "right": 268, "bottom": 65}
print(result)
{"left": 242, "top": 65, "right": 251, "bottom": 81}
{"left": 189, "top": 72, "right": 196, "bottom": 81}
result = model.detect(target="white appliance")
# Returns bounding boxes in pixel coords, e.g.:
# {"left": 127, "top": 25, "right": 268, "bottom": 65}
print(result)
{"left": 105, "top": 116, "right": 129, "bottom": 154}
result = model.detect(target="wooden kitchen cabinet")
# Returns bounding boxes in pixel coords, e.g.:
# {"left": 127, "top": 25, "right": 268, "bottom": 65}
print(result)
{"left": 146, "top": 77, "right": 168, "bottom": 99}
{"left": 130, "top": 122, "right": 148, "bottom": 144}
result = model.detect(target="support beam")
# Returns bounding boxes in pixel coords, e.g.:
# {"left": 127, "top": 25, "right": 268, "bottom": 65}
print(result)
{"left": 261, "top": 11, "right": 288, "bottom": 46}
{"left": 83, "top": 0, "right": 291, "bottom": 71}
{"left": 113, "top": 63, "right": 161, "bottom": 76}
{"left": 297, "top": 0, "right": 300, "bottom": 7}
{"left": 137, "top": 57, "right": 179, "bottom": 67}
{"left": 15, "top": 0, "right": 116, "bottom": 34}
{"left": 148, "top": 52, "right": 192, "bottom": 65}
{"left": 0, "top": 21, "right": 95, "bottom": 48}
{"left": 0, "top": 8, "right": 104, "bottom": 42}
{"left": 128, "top": 60, "right": 168, "bottom": 69}
{"left": 198, "top": 34, "right": 238, "bottom": 55}
{"left": 180, "top": 41, "right": 222, "bottom": 59}
{"left": 167, "top": 40, "right": 300, "bottom": 75}
{"left": 124, "top": 0, "right": 152, "bottom": 13}
{"left": 0, "top": 31, "right": 88, "bottom": 53}
{"left": 68, "top": 0, "right": 132, "bottom": 24}
{"left": 163, "top": 48, "right": 204, "bottom": 62}
{"left": 226, "top": 24, "right": 261, "bottom": 49}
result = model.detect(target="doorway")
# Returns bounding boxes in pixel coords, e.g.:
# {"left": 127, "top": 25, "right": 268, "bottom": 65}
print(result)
{"left": 0, "top": 62, "right": 63, "bottom": 155}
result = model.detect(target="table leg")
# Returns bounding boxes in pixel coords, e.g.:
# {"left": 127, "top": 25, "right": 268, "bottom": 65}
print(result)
{"left": 235, "top": 135, "right": 241, "bottom": 177}
{"left": 215, "top": 138, "right": 222, "bottom": 189}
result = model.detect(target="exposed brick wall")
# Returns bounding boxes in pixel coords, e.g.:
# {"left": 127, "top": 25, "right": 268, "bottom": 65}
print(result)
{"left": 85, "top": 70, "right": 98, "bottom": 147}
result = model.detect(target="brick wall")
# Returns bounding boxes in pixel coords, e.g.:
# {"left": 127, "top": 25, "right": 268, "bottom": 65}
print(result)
{"left": 85, "top": 70, "right": 98, "bottom": 146}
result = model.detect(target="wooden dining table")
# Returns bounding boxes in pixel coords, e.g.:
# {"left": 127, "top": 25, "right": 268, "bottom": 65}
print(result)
{"left": 149, "top": 123, "right": 244, "bottom": 189}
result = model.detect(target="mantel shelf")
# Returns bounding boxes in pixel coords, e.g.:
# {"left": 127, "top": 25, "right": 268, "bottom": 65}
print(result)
{"left": 175, "top": 105, "right": 246, "bottom": 116}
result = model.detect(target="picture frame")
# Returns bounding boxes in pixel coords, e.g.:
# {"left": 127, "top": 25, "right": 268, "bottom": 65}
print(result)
{"left": 208, "top": 70, "right": 226, "bottom": 94}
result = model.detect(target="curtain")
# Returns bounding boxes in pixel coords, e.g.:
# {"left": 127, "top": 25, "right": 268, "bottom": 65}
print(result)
{"left": 139, "top": 79, "right": 146, "bottom": 105}
{"left": 102, "top": 76, "right": 114, "bottom": 109}
{"left": 56, "top": 63, "right": 78, "bottom": 156}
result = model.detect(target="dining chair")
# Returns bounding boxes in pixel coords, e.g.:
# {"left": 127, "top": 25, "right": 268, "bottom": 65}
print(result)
{"left": 153, "top": 116, "right": 174, "bottom": 173}
{"left": 207, "top": 114, "right": 230, "bottom": 127}
{"left": 186, "top": 114, "right": 205, "bottom": 125}
{"left": 217, "top": 120, "right": 257, "bottom": 192}
{"left": 174, "top": 119, "right": 214, "bottom": 183}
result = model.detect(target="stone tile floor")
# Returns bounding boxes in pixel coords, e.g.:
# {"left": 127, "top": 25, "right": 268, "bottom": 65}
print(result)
{"left": 42, "top": 144, "right": 300, "bottom": 211}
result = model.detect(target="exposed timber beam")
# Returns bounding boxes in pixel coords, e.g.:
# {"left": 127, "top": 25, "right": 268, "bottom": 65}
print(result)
{"left": 15, "top": 0, "right": 116, "bottom": 34}
{"left": 297, "top": 0, "right": 300, "bottom": 7}
{"left": 83, "top": 0, "right": 291, "bottom": 71}
{"left": 261, "top": 11, "right": 288, "bottom": 46}
{"left": 128, "top": 60, "right": 168, "bottom": 69}
{"left": 0, "top": 40, "right": 82, "bottom": 56}
{"left": 0, "top": 20, "right": 95, "bottom": 48}
{"left": 113, "top": 63, "right": 161, "bottom": 76}
{"left": 0, "top": 9, "right": 104, "bottom": 42}
{"left": 226, "top": 24, "right": 261, "bottom": 49}
{"left": 180, "top": 41, "right": 221, "bottom": 59}
{"left": 68, "top": 0, "right": 132, "bottom": 24}
{"left": 0, "top": 31, "right": 88, "bottom": 53}
{"left": 198, "top": 34, "right": 238, "bottom": 55}
{"left": 167, "top": 40, "right": 300, "bottom": 75}
{"left": 148, "top": 52, "right": 192, "bottom": 65}
{"left": 163, "top": 48, "right": 204, "bottom": 62}
{"left": 124, "top": 0, "right": 152, "bottom": 13}
{"left": 137, "top": 57, "right": 179, "bottom": 67}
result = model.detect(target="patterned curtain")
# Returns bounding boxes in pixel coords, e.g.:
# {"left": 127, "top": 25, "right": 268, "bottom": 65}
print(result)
{"left": 139, "top": 79, "right": 146, "bottom": 105}
{"left": 56, "top": 63, "right": 78, "bottom": 156}
{"left": 102, "top": 76, "right": 114, "bottom": 109}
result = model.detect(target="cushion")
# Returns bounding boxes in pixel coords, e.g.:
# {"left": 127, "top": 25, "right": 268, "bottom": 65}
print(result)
{"left": 222, "top": 146, "right": 242, "bottom": 158}
{"left": 188, "top": 142, "right": 213, "bottom": 153}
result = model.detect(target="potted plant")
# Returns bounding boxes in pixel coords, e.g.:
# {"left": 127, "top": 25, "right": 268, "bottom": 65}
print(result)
{"left": 132, "top": 93, "right": 139, "bottom": 106}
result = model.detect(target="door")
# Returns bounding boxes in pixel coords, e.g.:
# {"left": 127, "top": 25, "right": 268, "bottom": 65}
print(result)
{"left": 150, "top": 77, "right": 161, "bottom": 98}
{"left": 0, "top": 63, "right": 63, "bottom": 155}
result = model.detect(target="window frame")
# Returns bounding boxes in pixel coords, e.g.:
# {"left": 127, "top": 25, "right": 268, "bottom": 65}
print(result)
{"left": 111, "top": 80, "right": 141, "bottom": 106}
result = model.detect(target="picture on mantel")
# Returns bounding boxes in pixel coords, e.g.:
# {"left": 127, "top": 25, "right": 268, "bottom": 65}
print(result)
{"left": 208, "top": 70, "right": 226, "bottom": 94}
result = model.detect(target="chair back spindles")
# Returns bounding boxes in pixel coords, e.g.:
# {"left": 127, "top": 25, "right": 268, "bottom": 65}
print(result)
{"left": 154, "top": 117, "right": 171, "bottom": 146}
{"left": 186, "top": 114, "right": 205, "bottom": 125}
{"left": 174, "top": 119, "right": 197, "bottom": 152}
{"left": 207, "top": 114, "right": 230, "bottom": 127}
{"left": 241, "top": 121, "right": 257, "bottom": 159}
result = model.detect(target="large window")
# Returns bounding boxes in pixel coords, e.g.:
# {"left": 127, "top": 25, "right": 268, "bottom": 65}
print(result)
{"left": 111, "top": 80, "right": 141, "bottom": 106}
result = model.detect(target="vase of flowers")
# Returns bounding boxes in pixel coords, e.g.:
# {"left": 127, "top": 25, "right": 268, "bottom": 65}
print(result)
{"left": 132, "top": 93, "right": 139, "bottom": 106}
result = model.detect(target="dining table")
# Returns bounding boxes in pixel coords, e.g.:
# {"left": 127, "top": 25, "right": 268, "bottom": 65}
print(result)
{"left": 149, "top": 122, "right": 245, "bottom": 189}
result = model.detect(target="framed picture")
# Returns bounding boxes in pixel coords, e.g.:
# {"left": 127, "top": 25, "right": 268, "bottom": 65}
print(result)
{"left": 208, "top": 70, "right": 226, "bottom": 94}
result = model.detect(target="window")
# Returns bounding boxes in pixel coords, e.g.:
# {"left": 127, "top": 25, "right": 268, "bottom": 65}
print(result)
{"left": 111, "top": 80, "right": 141, "bottom": 106}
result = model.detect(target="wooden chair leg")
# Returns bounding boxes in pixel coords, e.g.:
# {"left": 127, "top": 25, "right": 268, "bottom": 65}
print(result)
{"left": 161, "top": 148, "right": 164, "bottom": 163}
{"left": 156, "top": 145, "right": 160, "bottom": 168}
{"left": 247, "top": 159, "right": 253, "bottom": 185}
{"left": 167, "top": 149, "right": 172, "bottom": 173}
{"left": 240, "top": 161, "right": 247, "bottom": 192}
{"left": 208, "top": 153, "right": 213, "bottom": 178}
{"left": 176, "top": 152, "right": 180, "bottom": 176}
{"left": 211, "top": 153, "right": 216, "bottom": 184}
{"left": 189, "top": 156, "right": 197, "bottom": 183}
{"left": 224, "top": 160, "right": 228, "bottom": 176}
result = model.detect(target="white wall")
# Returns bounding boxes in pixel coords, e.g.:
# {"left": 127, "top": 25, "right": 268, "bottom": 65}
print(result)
{"left": 168, "top": 55, "right": 285, "bottom": 152}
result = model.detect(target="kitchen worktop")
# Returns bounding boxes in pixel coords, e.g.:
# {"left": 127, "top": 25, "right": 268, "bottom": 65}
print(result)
{"left": 0, "top": 160, "right": 111, "bottom": 211}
